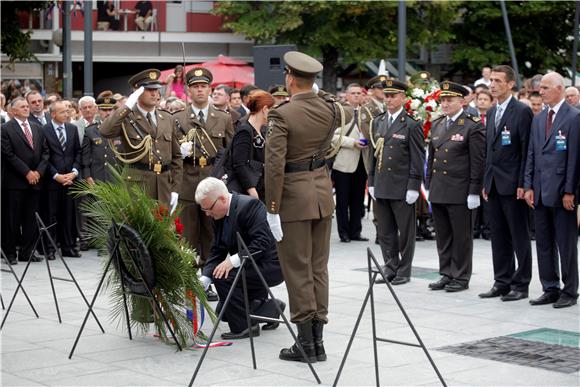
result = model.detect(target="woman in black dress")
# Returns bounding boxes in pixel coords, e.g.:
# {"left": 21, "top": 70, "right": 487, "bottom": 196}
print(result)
{"left": 230, "top": 90, "right": 275, "bottom": 201}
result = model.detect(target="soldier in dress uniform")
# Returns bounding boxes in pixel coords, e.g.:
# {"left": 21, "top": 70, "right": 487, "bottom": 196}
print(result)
{"left": 173, "top": 67, "right": 234, "bottom": 272}
{"left": 265, "top": 51, "right": 353, "bottom": 363}
{"left": 368, "top": 78, "right": 425, "bottom": 286}
{"left": 99, "top": 69, "right": 183, "bottom": 212}
{"left": 269, "top": 84, "right": 289, "bottom": 106}
{"left": 426, "top": 81, "right": 485, "bottom": 292}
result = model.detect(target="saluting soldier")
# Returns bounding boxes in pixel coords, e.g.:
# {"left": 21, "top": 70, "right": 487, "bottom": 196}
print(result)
{"left": 173, "top": 67, "right": 234, "bottom": 272}
{"left": 368, "top": 78, "right": 425, "bottom": 286}
{"left": 426, "top": 81, "right": 485, "bottom": 292}
{"left": 99, "top": 69, "right": 183, "bottom": 213}
{"left": 265, "top": 51, "right": 353, "bottom": 363}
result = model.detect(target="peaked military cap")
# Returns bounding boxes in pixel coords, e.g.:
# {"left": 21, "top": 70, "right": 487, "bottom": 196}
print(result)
{"left": 186, "top": 67, "right": 213, "bottom": 86}
{"left": 128, "top": 69, "right": 162, "bottom": 89}
{"left": 439, "top": 81, "right": 469, "bottom": 97}
{"left": 367, "top": 74, "right": 389, "bottom": 89}
{"left": 96, "top": 96, "right": 116, "bottom": 109}
{"left": 383, "top": 78, "right": 408, "bottom": 94}
{"left": 283, "top": 51, "right": 323, "bottom": 77}
{"left": 269, "top": 84, "right": 289, "bottom": 97}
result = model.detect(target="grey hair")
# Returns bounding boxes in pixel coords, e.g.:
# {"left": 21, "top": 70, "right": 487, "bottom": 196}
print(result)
{"left": 49, "top": 100, "right": 66, "bottom": 114}
{"left": 565, "top": 86, "right": 579, "bottom": 95}
{"left": 195, "top": 177, "right": 228, "bottom": 204}
{"left": 10, "top": 96, "right": 26, "bottom": 108}
{"left": 78, "top": 96, "right": 96, "bottom": 106}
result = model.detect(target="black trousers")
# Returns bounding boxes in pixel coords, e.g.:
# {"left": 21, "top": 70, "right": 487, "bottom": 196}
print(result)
{"left": 375, "top": 198, "right": 416, "bottom": 278}
{"left": 1, "top": 189, "right": 41, "bottom": 259}
{"left": 332, "top": 157, "right": 367, "bottom": 240}
{"left": 431, "top": 203, "right": 473, "bottom": 285}
{"left": 487, "top": 185, "right": 532, "bottom": 292}
{"left": 213, "top": 265, "right": 283, "bottom": 333}
{"left": 46, "top": 187, "right": 78, "bottom": 252}
{"left": 534, "top": 199, "right": 578, "bottom": 299}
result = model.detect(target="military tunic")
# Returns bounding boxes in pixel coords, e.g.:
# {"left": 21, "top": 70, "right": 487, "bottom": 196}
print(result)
{"left": 81, "top": 122, "right": 119, "bottom": 182}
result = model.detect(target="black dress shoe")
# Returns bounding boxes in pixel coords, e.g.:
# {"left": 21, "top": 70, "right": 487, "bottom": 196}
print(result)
{"left": 553, "top": 296, "right": 577, "bottom": 309}
{"left": 62, "top": 249, "right": 81, "bottom": 258}
{"left": 80, "top": 242, "right": 90, "bottom": 251}
{"left": 529, "top": 291, "right": 560, "bottom": 305}
{"left": 375, "top": 270, "right": 395, "bottom": 284}
{"left": 391, "top": 276, "right": 410, "bottom": 285}
{"left": 206, "top": 288, "right": 219, "bottom": 302}
{"left": 262, "top": 300, "right": 286, "bottom": 331}
{"left": 221, "top": 324, "right": 260, "bottom": 339}
{"left": 501, "top": 290, "right": 528, "bottom": 302}
{"left": 444, "top": 280, "right": 468, "bottom": 292}
{"left": 19, "top": 254, "right": 43, "bottom": 262}
{"left": 428, "top": 276, "right": 451, "bottom": 290}
{"left": 6, "top": 256, "right": 17, "bottom": 265}
{"left": 350, "top": 235, "right": 369, "bottom": 242}
{"left": 46, "top": 252, "right": 56, "bottom": 261}
{"left": 478, "top": 286, "right": 510, "bottom": 298}
{"left": 340, "top": 237, "right": 351, "bottom": 243}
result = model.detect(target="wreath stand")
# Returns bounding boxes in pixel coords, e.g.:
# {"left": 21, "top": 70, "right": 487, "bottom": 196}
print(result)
{"left": 188, "top": 232, "right": 321, "bottom": 386}
{"left": 332, "top": 248, "right": 447, "bottom": 387}
{"left": 0, "top": 249, "right": 39, "bottom": 318}
{"left": 68, "top": 220, "right": 183, "bottom": 359}
{"left": 1, "top": 213, "right": 104, "bottom": 332}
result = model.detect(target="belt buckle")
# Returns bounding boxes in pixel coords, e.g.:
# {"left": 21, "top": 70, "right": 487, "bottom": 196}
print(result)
{"left": 153, "top": 163, "right": 162, "bottom": 174}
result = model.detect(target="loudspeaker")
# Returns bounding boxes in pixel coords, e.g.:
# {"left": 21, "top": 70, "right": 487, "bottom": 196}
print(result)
{"left": 252, "top": 45, "right": 297, "bottom": 90}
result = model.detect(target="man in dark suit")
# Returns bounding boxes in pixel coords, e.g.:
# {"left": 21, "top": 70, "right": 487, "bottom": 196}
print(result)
{"left": 524, "top": 72, "right": 580, "bottom": 309}
{"left": 26, "top": 91, "right": 50, "bottom": 127}
{"left": 196, "top": 177, "right": 285, "bottom": 339}
{"left": 480, "top": 65, "right": 533, "bottom": 302}
{"left": 426, "top": 81, "right": 485, "bottom": 292}
{"left": 43, "top": 100, "right": 82, "bottom": 259}
{"left": 1, "top": 97, "right": 49, "bottom": 264}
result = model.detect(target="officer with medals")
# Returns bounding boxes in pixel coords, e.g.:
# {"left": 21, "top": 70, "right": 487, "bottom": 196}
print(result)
{"left": 268, "top": 84, "right": 289, "bottom": 106}
{"left": 173, "top": 67, "right": 234, "bottom": 275}
{"left": 368, "top": 78, "right": 425, "bottom": 285}
{"left": 265, "top": 51, "right": 353, "bottom": 363}
{"left": 426, "top": 81, "right": 485, "bottom": 292}
{"left": 99, "top": 69, "right": 183, "bottom": 213}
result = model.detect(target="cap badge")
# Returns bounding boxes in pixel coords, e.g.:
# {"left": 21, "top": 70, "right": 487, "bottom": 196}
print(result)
{"left": 149, "top": 72, "right": 158, "bottom": 80}
{"left": 386, "top": 80, "right": 393, "bottom": 87}
{"left": 442, "top": 83, "right": 450, "bottom": 90}
{"left": 194, "top": 69, "right": 203, "bottom": 77}
{"left": 104, "top": 97, "right": 111, "bottom": 104}
{"left": 380, "top": 76, "right": 386, "bottom": 81}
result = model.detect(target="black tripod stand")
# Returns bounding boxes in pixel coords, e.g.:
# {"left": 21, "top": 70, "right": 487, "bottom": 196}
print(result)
{"left": 1, "top": 213, "right": 104, "bottom": 332}
{"left": 188, "top": 232, "right": 321, "bottom": 386}
{"left": 333, "top": 248, "right": 447, "bottom": 387}
{"left": 69, "top": 220, "right": 183, "bottom": 359}
{"left": 0, "top": 249, "right": 39, "bottom": 318}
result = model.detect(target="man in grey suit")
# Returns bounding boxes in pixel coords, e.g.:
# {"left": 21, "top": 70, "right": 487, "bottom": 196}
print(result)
{"left": 368, "top": 79, "right": 425, "bottom": 285}
{"left": 524, "top": 72, "right": 580, "bottom": 309}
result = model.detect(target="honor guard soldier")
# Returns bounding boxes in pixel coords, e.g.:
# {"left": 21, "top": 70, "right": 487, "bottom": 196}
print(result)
{"left": 368, "top": 78, "right": 425, "bottom": 285}
{"left": 426, "top": 81, "right": 485, "bottom": 292}
{"left": 265, "top": 51, "right": 353, "bottom": 363}
{"left": 173, "top": 67, "right": 234, "bottom": 271}
{"left": 268, "top": 84, "right": 289, "bottom": 106}
{"left": 99, "top": 69, "right": 183, "bottom": 213}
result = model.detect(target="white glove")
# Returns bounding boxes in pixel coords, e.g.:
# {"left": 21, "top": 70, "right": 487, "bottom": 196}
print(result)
{"left": 467, "top": 194, "right": 481, "bottom": 210}
{"left": 368, "top": 186, "right": 376, "bottom": 200}
{"left": 180, "top": 141, "right": 193, "bottom": 159}
{"left": 406, "top": 190, "right": 419, "bottom": 205}
{"left": 200, "top": 275, "right": 211, "bottom": 290}
{"left": 125, "top": 86, "right": 144, "bottom": 109}
{"left": 228, "top": 253, "right": 241, "bottom": 268}
{"left": 266, "top": 213, "right": 283, "bottom": 242}
{"left": 170, "top": 192, "right": 179, "bottom": 215}
{"left": 312, "top": 83, "right": 319, "bottom": 94}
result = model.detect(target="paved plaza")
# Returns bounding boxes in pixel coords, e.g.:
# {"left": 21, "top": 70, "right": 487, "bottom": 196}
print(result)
{"left": 2, "top": 217, "right": 579, "bottom": 386}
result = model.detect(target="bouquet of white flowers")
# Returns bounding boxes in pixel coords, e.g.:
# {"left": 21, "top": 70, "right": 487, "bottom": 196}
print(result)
{"left": 405, "top": 79, "right": 443, "bottom": 138}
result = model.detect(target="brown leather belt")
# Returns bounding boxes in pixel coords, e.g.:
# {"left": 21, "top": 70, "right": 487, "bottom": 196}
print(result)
{"left": 284, "top": 158, "right": 326, "bottom": 173}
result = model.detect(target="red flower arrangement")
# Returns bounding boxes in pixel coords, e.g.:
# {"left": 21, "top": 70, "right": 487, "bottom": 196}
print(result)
{"left": 153, "top": 204, "right": 183, "bottom": 236}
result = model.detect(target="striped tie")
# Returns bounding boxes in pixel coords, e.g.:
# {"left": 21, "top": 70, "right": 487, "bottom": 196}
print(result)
{"left": 22, "top": 121, "right": 34, "bottom": 148}
{"left": 57, "top": 126, "right": 66, "bottom": 150}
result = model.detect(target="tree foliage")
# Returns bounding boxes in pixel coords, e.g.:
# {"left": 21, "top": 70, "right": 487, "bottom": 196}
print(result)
{"left": 1, "top": 1, "right": 48, "bottom": 63}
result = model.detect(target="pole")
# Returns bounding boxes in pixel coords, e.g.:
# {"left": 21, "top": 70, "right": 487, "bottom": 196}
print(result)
{"left": 397, "top": 0, "right": 406, "bottom": 82}
{"left": 83, "top": 0, "right": 93, "bottom": 96}
{"left": 62, "top": 0, "right": 72, "bottom": 98}
{"left": 572, "top": 1, "right": 579, "bottom": 86}
{"left": 500, "top": 0, "right": 521, "bottom": 90}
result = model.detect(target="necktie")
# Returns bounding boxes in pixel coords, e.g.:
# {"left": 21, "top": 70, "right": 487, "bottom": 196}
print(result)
{"left": 546, "top": 109, "right": 555, "bottom": 138}
{"left": 38, "top": 114, "right": 46, "bottom": 126}
{"left": 22, "top": 121, "right": 34, "bottom": 148}
{"left": 146, "top": 112, "right": 156, "bottom": 128}
{"left": 198, "top": 110, "right": 205, "bottom": 125}
{"left": 57, "top": 126, "right": 66, "bottom": 150}
{"left": 495, "top": 105, "right": 503, "bottom": 131}
{"left": 388, "top": 115, "right": 394, "bottom": 128}
{"left": 446, "top": 119, "right": 454, "bottom": 130}
{"left": 481, "top": 112, "right": 486, "bottom": 126}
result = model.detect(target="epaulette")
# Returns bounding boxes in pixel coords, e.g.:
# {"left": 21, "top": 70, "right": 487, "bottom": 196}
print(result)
{"left": 375, "top": 111, "right": 387, "bottom": 121}
{"left": 467, "top": 114, "right": 481, "bottom": 123}
{"left": 432, "top": 115, "right": 446, "bottom": 123}
{"left": 406, "top": 112, "right": 421, "bottom": 121}
{"left": 273, "top": 100, "right": 290, "bottom": 109}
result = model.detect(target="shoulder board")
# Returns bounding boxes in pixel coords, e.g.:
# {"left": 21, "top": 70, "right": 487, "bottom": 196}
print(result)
{"left": 432, "top": 115, "right": 446, "bottom": 123}
{"left": 85, "top": 122, "right": 99, "bottom": 131}
{"left": 375, "top": 111, "right": 387, "bottom": 120}
{"left": 211, "top": 108, "right": 229, "bottom": 116}
{"left": 406, "top": 112, "right": 421, "bottom": 121}
{"left": 467, "top": 114, "right": 481, "bottom": 123}
{"left": 319, "top": 92, "right": 338, "bottom": 103}
{"left": 273, "top": 100, "right": 290, "bottom": 109}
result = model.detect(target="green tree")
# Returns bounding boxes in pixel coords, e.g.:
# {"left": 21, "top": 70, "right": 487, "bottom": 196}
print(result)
{"left": 214, "top": 1, "right": 458, "bottom": 92}
{"left": 1, "top": 1, "right": 48, "bottom": 63}
{"left": 451, "top": 1, "right": 578, "bottom": 77}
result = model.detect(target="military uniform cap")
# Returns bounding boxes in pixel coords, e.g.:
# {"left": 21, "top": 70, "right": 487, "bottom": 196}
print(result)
{"left": 96, "top": 96, "right": 116, "bottom": 109}
{"left": 269, "top": 84, "right": 289, "bottom": 97}
{"left": 439, "top": 81, "right": 469, "bottom": 98}
{"left": 128, "top": 69, "right": 162, "bottom": 89}
{"left": 383, "top": 78, "right": 408, "bottom": 94}
{"left": 367, "top": 75, "right": 389, "bottom": 89}
{"left": 186, "top": 67, "right": 213, "bottom": 86}
{"left": 283, "top": 51, "right": 323, "bottom": 77}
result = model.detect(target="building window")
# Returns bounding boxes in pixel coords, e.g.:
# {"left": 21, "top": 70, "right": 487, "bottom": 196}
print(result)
{"left": 189, "top": 1, "right": 214, "bottom": 13}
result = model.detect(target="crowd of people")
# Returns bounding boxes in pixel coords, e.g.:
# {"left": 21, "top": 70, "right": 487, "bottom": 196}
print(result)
{"left": 1, "top": 55, "right": 579, "bottom": 361}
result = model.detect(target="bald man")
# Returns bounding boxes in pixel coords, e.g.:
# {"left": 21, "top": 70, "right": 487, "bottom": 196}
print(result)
{"left": 524, "top": 72, "right": 580, "bottom": 308}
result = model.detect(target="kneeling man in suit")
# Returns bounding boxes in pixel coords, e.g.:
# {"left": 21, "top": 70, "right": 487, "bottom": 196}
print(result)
{"left": 196, "top": 177, "right": 285, "bottom": 339}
